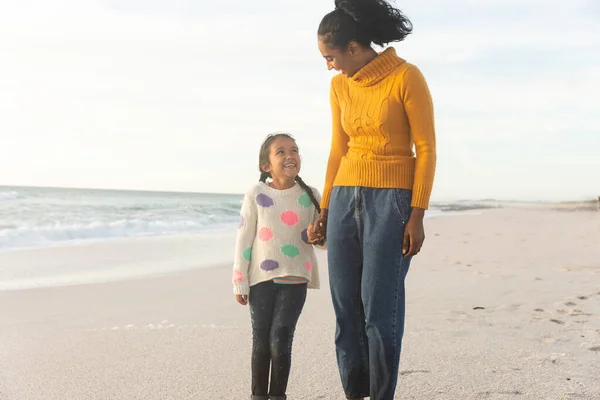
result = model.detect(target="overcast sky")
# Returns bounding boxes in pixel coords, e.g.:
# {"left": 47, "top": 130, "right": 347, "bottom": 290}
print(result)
{"left": 1, "top": 0, "right": 598, "bottom": 201}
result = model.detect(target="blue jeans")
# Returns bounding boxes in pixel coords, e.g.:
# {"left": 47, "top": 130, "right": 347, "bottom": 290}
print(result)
{"left": 327, "top": 186, "right": 413, "bottom": 400}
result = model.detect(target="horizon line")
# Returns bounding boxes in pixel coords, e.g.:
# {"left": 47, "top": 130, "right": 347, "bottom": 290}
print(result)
{"left": 2, "top": 184, "right": 597, "bottom": 204}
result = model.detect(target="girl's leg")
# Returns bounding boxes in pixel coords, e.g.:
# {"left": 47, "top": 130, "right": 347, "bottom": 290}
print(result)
{"left": 327, "top": 186, "right": 370, "bottom": 399}
{"left": 360, "top": 188, "right": 412, "bottom": 400}
{"left": 249, "top": 281, "right": 277, "bottom": 396}
{"left": 268, "top": 283, "right": 308, "bottom": 397}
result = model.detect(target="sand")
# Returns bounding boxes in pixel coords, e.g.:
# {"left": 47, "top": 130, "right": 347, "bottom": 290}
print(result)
{"left": 0, "top": 207, "right": 599, "bottom": 399}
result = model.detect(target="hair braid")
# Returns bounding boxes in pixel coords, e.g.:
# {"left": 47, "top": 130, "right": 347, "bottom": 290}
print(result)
{"left": 259, "top": 171, "right": 271, "bottom": 182}
{"left": 295, "top": 176, "right": 321, "bottom": 213}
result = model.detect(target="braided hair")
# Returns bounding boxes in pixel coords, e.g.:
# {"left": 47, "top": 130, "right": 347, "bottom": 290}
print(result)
{"left": 258, "top": 133, "right": 321, "bottom": 213}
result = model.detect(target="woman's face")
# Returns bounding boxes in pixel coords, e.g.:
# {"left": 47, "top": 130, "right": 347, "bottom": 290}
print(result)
{"left": 318, "top": 38, "right": 358, "bottom": 76}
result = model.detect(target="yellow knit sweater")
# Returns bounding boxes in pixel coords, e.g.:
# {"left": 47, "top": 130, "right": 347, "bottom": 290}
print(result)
{"left": 321, "top": 47, "right": 436, "bottom": 210}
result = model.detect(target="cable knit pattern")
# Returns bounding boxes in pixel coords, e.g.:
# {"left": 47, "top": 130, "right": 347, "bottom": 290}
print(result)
{"left": 232, "top": 182, "right": 321, "bottom": 295}
{"left": 321, "top": 46, "right": 436, "bottom": 209}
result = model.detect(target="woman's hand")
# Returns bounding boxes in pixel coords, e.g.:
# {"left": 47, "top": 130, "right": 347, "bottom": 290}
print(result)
{"left": 308, "top": 209, "right": 328, "bottom": 246}
{"left": 403, "top": 208, "right": 425, "bottom": 257}
{"left": 235, "top": 294, "right": 248, "bottom": 305}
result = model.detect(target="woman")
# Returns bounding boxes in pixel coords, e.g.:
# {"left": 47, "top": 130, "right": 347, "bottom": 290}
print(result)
{"left": 310, "top": 1, "right": 436, "bottom": 399}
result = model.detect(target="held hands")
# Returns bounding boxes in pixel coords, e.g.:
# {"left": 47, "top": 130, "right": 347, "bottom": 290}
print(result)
{"left": 306, "top": 207, "right": 424, "bottom": 256}
{"left": 308, "top": 209, "right": 328, "bottom": 246}
{"left": 235, "top": 294, "right": 248, "bottom": 306}
{"left": 402, "top": 208, "right": 426, "bottom": 257}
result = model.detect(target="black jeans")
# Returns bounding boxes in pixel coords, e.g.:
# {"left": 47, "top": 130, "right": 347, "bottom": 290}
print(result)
{"left": 249, "top": 280, "right": 307, "bottom": 397}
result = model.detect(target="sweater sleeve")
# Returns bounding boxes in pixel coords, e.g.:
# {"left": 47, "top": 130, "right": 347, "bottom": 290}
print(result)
{"left": 232, "top": 192, "right": 257, "bottom": 295}
{"left": 401, "top": 64, "right": 437, "bottom": 209}
{"left": 321, "top": 78, "right": 349, "bottom": 209}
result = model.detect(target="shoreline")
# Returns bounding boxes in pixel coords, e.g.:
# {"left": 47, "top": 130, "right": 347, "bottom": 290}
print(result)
{"left": 0, "top": 208, "right": 489, "bottom": 292}
{"left": 1, "top": 204, "right": 598, "bottom": 292}
{"left": 3, "top": 199, "right": 597, "bottom": 256}
{"left": 0, "top": 230, "right": 237, "bottom": 291}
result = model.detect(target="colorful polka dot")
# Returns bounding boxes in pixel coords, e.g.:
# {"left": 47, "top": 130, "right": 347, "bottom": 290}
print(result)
{"left": 298, "top": 192, "right": 312, "bottom": 207}
{"left": 238, "top": 215, "right": 245, "bottom": 229}
{"left": 281, "top": 244, "right": 300, "bottom": 258}
{"left": 260, "top": 259, "right": 280, "bottom": 271}
{"left": 256, "top": 193, "right": 274, "bottom": 208}
{"left": 301, "top": 229, "right": 309, "bottom": 244}
{"left": 258, "top": 227, "right": 274, "bottom": 242}
{"left": 305, "top": 261, "right": 312, "bottom": 272}
{"left": 280, "top": 210, "right": 299, "bottom": 226}
{"left": 232, "top": 270, "right": 244, "bottom": 283}
{"left": 242, "top": 247, "right": 252, "bottom": 262}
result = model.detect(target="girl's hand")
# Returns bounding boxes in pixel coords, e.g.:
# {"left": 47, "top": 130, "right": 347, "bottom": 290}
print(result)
{"left": 308, "top": 209, "right": 328, "bottom": 245}
{"left": 307, "top": 223, "right": 324, "bottom": 245}
{"left": 235, "top": 294, "right": 248, "bottom": 305}
{"left": 403, "top": 208, "right": 425, "bottom": 257}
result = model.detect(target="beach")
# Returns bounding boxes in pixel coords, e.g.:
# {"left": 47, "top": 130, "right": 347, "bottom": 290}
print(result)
{"left": 1, "top": 206, "right": 599, "bottom": 399}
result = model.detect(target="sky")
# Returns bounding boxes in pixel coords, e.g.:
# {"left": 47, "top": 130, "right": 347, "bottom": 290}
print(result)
{"left": 1, "top": 0, "right": 598, "bottom": 201}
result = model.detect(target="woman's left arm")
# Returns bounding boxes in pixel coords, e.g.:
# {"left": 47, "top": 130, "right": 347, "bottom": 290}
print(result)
{"left": 401, "top": 64, "right": 436, "bottom": 210}
{"left": 401, "top": 64, "right": 437, "bottom": 256}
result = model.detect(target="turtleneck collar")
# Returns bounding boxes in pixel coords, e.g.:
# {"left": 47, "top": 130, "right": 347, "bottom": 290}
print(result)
{"left": 348, "top": 47, "right": 405, "bottom": 87}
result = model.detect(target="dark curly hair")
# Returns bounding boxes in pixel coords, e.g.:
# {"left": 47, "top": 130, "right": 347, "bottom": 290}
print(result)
{"left": 258, "top": 133, "right": 321, "bottom": 213}
{"left": 318, "top": 0, "right": 413, "bottom": 49}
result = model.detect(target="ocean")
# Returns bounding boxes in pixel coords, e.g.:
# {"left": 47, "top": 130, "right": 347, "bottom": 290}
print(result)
{"left": 0, "top": 185, "right": 498, "bottom": 252}
{"left": 0, "top": 186, "right": 243, "bottom": 251}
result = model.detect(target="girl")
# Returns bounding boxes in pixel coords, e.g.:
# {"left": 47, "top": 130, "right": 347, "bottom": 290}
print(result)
{"left": 232, "top": 133, "right": 322, "bottom": 400}
{"left": 309, "top": 0, "right": 437, "bottom": 399}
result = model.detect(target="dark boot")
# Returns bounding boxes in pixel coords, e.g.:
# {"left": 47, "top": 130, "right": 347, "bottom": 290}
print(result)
{"left": 251, "top": 396, "right": 269, "bottom": 400}
{"left": 269, "top": 396, "right": 286, "bottom": 400}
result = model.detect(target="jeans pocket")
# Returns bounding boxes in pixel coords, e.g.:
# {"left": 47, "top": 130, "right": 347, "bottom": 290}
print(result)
{"left": 390, "top": 188, "right": 412, "bottom": 224}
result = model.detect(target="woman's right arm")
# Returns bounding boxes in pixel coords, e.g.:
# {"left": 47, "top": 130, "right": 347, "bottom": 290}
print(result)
{"left": 320, "top": 79, "right": 349, "bottom": 210}
{"left": 232, "top": 192, "right": 257, "bottom": 301}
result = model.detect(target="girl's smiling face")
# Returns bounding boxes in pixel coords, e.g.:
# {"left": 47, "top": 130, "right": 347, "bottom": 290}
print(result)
{"left": 262, "top": 136, "right": 301, "bottom": 183}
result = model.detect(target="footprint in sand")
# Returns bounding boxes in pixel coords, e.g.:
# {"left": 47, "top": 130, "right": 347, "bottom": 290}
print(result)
{"left": 477, "top": 390, "right": 524, "bottom": 398}
{"left": 565, "top": 302, "right": 577, "bottom": 306}
{"left": 550, "top": 319, "right": 565, "bottom": 325}
{"left": 577, "top": 296, "right": 589, "bottom": 300}
{"left": 571, "top": 312, "right": 592, "bottom": 317}
{"left": 589, "top": 346, "right": 600, "bottom": 352}
{"left": 399, "top": 370, "right": 430, "bottom": 376}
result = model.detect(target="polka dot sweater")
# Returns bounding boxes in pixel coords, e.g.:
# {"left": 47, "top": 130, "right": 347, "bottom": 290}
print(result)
{"left": 232, "top": 182, "right": 322, "bottom": 295}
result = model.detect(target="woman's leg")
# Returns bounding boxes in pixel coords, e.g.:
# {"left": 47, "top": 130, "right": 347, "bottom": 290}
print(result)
{"left": 249, "top": 281, "right": 278, "bottom": 396}
{"left": 268, "top": 283, "right": 307, "bottom": 397}
{"left": 360, "top": 188, "right": 413, "bottom": 400}
{"left": 327, "top": 186, "right": 370, "bottom": 399}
